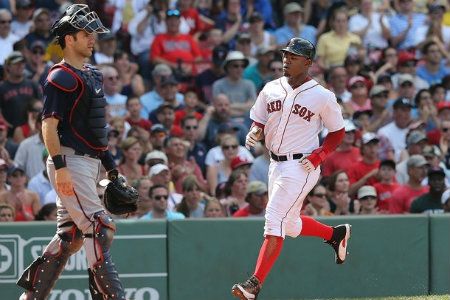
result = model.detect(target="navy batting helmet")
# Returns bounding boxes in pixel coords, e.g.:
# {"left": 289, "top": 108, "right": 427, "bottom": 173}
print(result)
{"left": 281, "top": 38, "right": 316, "bottom": 60}
{"left": 51, "top": 4, "right": 109, "bottom": 44}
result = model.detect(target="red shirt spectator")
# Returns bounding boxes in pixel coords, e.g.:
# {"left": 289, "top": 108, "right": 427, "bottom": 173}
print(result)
{"left": 373, "top": 182, "right": 400, "bottom": 212}
{"left": 323, "top": 147, "right": 361, "bottom": 177}
{"left": 389, "top": 184, "right": 429, "bottom": 214}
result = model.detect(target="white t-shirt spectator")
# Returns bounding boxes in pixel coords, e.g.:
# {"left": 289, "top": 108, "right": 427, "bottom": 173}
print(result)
{"left": 0, "top": 32, "right": 20, "bottom": 64}
{"left": 205, "top": 146, "right": 254, "bottom": 166}
{"left": 349, "top": 12, "right": 389, "bottom": 49}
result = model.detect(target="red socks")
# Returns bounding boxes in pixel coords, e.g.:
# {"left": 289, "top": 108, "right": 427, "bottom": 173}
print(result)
{"left": 253, "top": 236, "right": 283, "bottom": 284}
{"left": 252, "top": 217, "right": 333, "bottom": 285}
{"left": 299, "top": 216, "right": 333, "bottom": 240}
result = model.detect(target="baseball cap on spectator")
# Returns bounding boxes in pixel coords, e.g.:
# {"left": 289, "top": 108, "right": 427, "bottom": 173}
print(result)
{"left": 397, "top": 51, "right": 417, "bottom": 67}
{"left": 284, "top": 2, "right": 304, "bottom": 15}
{"left": 406, "top": 131, "right": 427, "bottom": 147}
{"left": 230, "top": 156, "right": 252, "bottom": 170}
{"left": 166, "top": 9, "right": 181, "bottom": 18}
{"left": 223, "top": 51, "right": 249, "bottom": 69}
{"left": 428, "top": 167, "right": 445, "bottom": 178}
{"left": 98, "top": 32, "right": 116, "bottom": 42}
{"left": 353, "top": 109, "right": 372, "bottom": 121}
{"left": 437, "top": 101, "right": 450, "bottom": 112}
{"left": 256, "top": 46, "right": 274, "bottom": 56}
{"left": 0, "top": 119, "right": 7, "bottom": 130}
{"left": 5, "top": 51, "right": 25, "bottom": 65}
{"left": 152, "top": 64, "right": 172, "bottom": 77}
{"left": 393, "top": 97, "right": 413, "bottom": 109}
{"left": 343, "top": 119, "right": 357, "bottom": 132}
{"left": 212, "top": 46, "right": 228, "bottom": 66}
{"left": 397, "top": 74, "right": 414, "bottom": 86}
{"left": 151, "top": 124, "right": 167, "bottom": 134}
{"left": 29, "top": 40, "right": 46, "bottom": 51}
{"left": 407, "top": 154, "right": 429, "bottom": 168}
{"left": 8, "top": 166, "right": 25, "bottom": 177}
{"left": 145, "top": 150, "right": 168, "bottom": 165}
{"left": 16, "top": 0, "right": 32, "bottom": 9}
{"left": 236, "top": 32, "right": 251, "bottom": 43}
{"left": 347, "top": 75, "right": 367, "bottom": 89}
{"left": 361, "top": 132, "right": 379, "bottom": 145}
{"left": 160, "top": 75, "right": 178, "bottom": 86}
{"left": 369, "top": 84, "right": 388, "bottom": 97}
{"left": 441, "top": 189, "right": 450, "bottom": 205}
{"left": 156, "top": 103, "right": 175, "bottom": 115}
{"left": 357, "top": 185, "right": 377, "bottom": 199}
{"left": 249, "top": 11, "right": 263, "bottom": 23}
{"left": 380, "top": 159, "right": 396, "bottom": 170}
{"left": 423, "top": 145, "right": 442, "bottom": 158}
{"left": 32, "top": 8, "right": 50, "bottom": 22}
{"left": 377, "top": 73, "right": 392, "bottom": 84}
{"left": 149, "top": 163, "right": 169, "bottom": 177}
{"left": 246, "top": 181, "right": 268, "bottom": 195}
{"left": 428, "top": 2, "right": 446, "bottom": 13}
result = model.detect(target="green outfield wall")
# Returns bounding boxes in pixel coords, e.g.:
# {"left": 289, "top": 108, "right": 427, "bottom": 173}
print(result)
{"left": 0, "top": 215, "right": 448, "bottom": 300}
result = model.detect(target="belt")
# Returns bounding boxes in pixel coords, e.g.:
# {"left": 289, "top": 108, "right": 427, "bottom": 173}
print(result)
{"left": 74, "top": 150, "right": 98, "bottom": 159}
{"left": 270, "top": 152, "right": 303, "bottom": 162}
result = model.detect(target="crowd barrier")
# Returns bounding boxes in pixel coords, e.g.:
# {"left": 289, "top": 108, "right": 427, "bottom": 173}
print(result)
{"left": 0, "top": 215, "right": 448, "bottom": 299}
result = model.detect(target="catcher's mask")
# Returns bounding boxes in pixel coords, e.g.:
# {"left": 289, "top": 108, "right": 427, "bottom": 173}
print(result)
{"left": 51, "top": 4, "right": 109, "bottom": 42}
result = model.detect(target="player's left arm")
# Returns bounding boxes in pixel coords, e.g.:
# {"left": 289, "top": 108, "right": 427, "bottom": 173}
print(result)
{"left": 301, "top": 93, "right": 345, "bottom": 171}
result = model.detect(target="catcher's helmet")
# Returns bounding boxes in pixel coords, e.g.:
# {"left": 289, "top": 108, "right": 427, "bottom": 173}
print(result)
{"left": 51, "top": 4, "right": 109, "bottom": 43}
{"left": 281, "top": 38, "right": 315, "bottom": 60}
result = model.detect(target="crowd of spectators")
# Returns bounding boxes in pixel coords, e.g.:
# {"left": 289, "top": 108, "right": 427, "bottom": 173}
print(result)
{"left": 1, "top": 0, "right": 450, "bottom": 223}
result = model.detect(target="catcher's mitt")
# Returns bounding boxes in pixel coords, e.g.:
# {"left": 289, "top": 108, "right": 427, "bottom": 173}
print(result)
{"left": 103, "top": 171, "right": 139, "bottom": 215}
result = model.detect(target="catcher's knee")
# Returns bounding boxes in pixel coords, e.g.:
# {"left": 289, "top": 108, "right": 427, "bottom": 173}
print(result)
{"left": 93, "top": 211, "right": 116, "bottom": 250}
{"left": 59, "top": 223, "right": 84, "bottom": 254}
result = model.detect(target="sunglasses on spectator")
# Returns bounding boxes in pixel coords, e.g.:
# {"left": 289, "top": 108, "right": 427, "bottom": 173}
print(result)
{"left": 222, "top": 144, "right": 238, "bottom": 150}
{"left": 360, "top": 196, "right": 377, "bottom": 201}
{"left": 184, "top": 125, "right": 198, "bottom": 130}
{"left": 442, "top": 128, "right": 450, "bottom": 132}
{"left": 0, "top": 19, "right": 12, "bottom": 24}
{"left": 313, "top": 193, "right": 326, "bottom": 198}
{"left": 400, "top": 82, "right": 413, "bottom": 87}
{"left": 10, "top": 173, "right": 25, "bottom": 178}
{"left": 271, "top": 67, "right": 283, "bottom": 72}
{"left": 32, "top": 49, "right": 44, "bottom": 55}
{"left": 154, "top": 195, "right": 169, "bottom": 201}
{"left": 230, "top": 64, "right": 245, "bottom": 69}
{"left": 374, "top": 93, "right": 389, "bottom": 98}
{"left": 108, "top": 132, "right": 119, "bottom": 138}
{"left": 167, "top": 9, "right": 180, "bottom": 17}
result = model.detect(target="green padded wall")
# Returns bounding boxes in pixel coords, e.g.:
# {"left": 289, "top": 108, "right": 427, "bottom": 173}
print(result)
{"left": 168, "top": 216, "right": 429, "bottom": 300}
{"left": 429, "top": 215, "right": 450, "bottom": 295}
{"left": 0, "top": 220, "right": 167, "bottom": 300}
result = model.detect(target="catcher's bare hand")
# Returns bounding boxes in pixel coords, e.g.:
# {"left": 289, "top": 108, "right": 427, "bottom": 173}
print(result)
{"left": 55, "top": 168, "right": 75, "bottom": 196}
{"left": 245, "top": 126, "right": 263, "bottom": 150}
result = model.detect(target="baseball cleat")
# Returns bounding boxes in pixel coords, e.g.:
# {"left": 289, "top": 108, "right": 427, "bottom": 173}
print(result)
{"left": 231, "top": 275, "right": 261, "bottom": 300}
{"left": 325, "top": 224, "right": 351, "bottom": 264}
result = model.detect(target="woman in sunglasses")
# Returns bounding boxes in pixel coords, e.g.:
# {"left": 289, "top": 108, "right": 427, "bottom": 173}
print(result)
{"left": 206, "top": 134, "right": 240, "bottom": 196}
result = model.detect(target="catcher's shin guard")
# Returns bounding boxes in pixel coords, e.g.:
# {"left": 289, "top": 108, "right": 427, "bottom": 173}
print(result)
{"left": 17, "top": 224, "right": 83, "bottom": 299}
{"left": 86, "top": 211, "right": 125, "bottom": 300}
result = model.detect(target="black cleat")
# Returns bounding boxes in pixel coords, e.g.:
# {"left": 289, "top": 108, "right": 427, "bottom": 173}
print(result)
{"left": 231, "top": 275, "right": 261, "bottom": 300}
{"left": 325, "top": 224, "right": 351, "bottom": 264}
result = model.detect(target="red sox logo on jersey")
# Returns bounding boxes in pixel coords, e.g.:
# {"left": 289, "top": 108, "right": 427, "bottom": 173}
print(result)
{"left": 266, "top": 101, "right": 315, "bottom": 122}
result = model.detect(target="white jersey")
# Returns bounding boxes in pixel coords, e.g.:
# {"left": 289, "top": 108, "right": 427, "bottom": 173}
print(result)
{"left": 250, "top": 77, "right": 344, "bottom": 156}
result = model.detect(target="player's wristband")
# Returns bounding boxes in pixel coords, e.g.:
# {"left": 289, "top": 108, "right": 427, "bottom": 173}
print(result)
{"left": 52, "top": 155, "right": 66, "bottom": 170}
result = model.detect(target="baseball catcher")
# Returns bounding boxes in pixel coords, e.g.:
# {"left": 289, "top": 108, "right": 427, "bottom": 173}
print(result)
{"left": 17, "top": 4, "right": 136, "bottom": 300}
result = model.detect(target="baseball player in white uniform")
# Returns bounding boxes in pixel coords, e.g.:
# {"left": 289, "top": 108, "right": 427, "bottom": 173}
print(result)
{"left": 231, "top": 38, "right": 352, "bottom": 300}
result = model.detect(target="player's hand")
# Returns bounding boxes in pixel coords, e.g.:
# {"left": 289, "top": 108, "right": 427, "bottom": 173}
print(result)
{"left": 55, "top": 168, "right": 75, "bottom": 197}
{"left": 245, "top": 127, "right": 262, "bottom": 150}
{"left": 300, "top": 157, "right": 315, "bottom": 173}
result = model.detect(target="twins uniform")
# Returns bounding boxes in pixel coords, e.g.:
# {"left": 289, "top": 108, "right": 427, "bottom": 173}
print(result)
{"left": 250, "top": 76, "right": 344, "bottom": 238}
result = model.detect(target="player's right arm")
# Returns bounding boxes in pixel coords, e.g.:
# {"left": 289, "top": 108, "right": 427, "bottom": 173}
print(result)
{"left": 42, "top": 66, "right": 78, "bottom": 197}
{"left": 246, "top": 89, "right": 269, "bottom": 149}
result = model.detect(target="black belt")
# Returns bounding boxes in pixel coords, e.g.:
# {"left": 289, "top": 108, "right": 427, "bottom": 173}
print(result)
{"left": 270, "top": 152, "right": 303, "bottom": 162}
{"left": 74, "top": 150, "right": 98, "bottom": 159}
